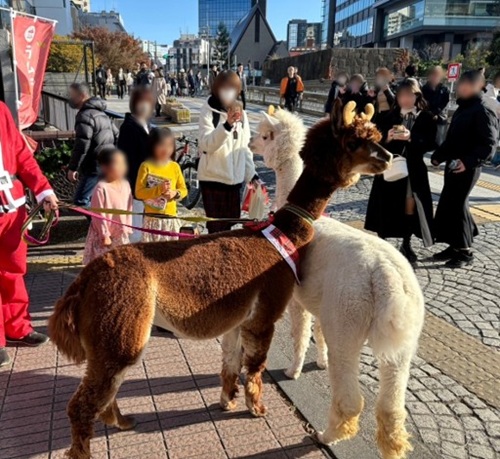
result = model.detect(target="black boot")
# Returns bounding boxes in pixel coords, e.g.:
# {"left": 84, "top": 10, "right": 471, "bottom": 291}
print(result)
{"left": 433, "top": 246, "right": 456, "bottom": 261}
{"left": 446, "top": 250, "right": 474, "bottom": 268}
{"left": 400, "top": 236, "right": 417, "bottom": 263}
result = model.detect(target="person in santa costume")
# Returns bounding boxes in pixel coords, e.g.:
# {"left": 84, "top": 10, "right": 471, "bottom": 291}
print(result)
{"left": 0, "top": 101, "right": 58, "bottom": 367}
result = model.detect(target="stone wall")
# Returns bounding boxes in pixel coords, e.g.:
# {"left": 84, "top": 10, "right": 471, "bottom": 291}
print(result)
{"left": 263, "top": 48, "right": 405, "bottom": 83}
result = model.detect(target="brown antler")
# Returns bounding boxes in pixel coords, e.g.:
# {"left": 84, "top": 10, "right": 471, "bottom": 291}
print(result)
{"left": 343, "top": 101, "right": 357, "bottom": 126}
{"left": 361, "top": 104, "right": 375, "bottom": 122}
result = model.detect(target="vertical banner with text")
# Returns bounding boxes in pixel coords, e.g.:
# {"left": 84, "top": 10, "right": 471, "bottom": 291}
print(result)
{"left": 12, "top": 14, "right": 55, "bottom": 129}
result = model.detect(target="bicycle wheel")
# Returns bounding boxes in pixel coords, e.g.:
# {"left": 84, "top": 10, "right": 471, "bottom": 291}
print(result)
{"left": 181, "top": 161, "right": 201, "bottom": 209}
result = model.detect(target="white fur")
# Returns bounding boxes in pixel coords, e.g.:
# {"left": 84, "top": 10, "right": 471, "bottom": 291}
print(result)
{"left": 251, "top": 110, "right": 425, "bottom": 459}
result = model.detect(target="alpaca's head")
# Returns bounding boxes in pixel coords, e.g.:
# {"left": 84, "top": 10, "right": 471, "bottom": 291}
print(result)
{"left": 250, "top": 107, "right": 306, "bottom": 171}
{"left": 302, "top": 100, "right": 392, "bottom": 188}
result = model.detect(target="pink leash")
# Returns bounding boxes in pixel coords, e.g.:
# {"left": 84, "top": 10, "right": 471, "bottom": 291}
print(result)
{"left": 71, "top": 206, "right": 198, "bottom": 239}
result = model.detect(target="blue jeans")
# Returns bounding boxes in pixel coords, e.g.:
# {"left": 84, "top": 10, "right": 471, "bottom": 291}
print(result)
{"left": 492, "top": 149, "right": 500, "bottom": 167}
{"left": 73, "top": 173, "right": 99, "bottom": 207}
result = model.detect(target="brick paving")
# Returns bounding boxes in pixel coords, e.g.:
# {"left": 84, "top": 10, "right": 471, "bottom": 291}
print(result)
{"left": 0, "top": 248, "right": 328, "bottom": 459}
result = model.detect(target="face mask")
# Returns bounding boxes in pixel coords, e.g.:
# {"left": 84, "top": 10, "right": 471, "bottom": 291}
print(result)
{"left": 337, "top": 77, "right": 347, "bottom": 85}
{"left": 219, "top": 88, "right": 237, "bottom": 106}
{"left": 136, "top": 102, "right": 152, "bottom": 117}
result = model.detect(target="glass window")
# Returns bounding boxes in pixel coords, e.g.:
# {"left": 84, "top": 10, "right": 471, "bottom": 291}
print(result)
{"left": 425, "top": 0, "right": 500, "bottom": 18}
{"left": 345, "top": 17, "right": 374, "bottom": 38}
{"left": 336, "top": 0, "right": 375, "bottom": 23}
{"left": 383, "top": 0, "right": 424, "bottom": 37}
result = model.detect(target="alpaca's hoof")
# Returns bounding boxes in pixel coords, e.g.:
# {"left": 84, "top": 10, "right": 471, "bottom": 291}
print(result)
{"left": 316, "top": 415, "right": 361, "bottom": 445}
{"left": 220, "top": 399, "right": 238, "bottom": 411}
{"left": 314, "top": 431, "right": 329, "bottom": 445}
{"left": 118, "top": 415, "right": 137, "bottom": 431}
{"left": 65, "top": 447, "right": 90, "bottom": 459}
{"left": 284, "top": 366, "right": 301, "bottom": 380}
{"left": 316, "top": 357, "right": 328, "bottom": 370}
{"left": 377, "top": 426, "right": 413, "bottom": 459}
{"left": 249, "top": 403, "right": 268, "bottom": 417}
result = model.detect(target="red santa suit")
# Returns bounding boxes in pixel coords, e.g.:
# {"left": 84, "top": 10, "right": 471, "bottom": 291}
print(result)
{"left": 0, "top": 101, "right": 54, "bottom": 347}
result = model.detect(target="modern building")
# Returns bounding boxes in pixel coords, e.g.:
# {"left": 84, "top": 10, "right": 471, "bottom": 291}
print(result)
{"left": 167, "top": 34, "right": 210, "bottom": 74}
{"left": 321, "top": 0, "right": 336, "bottom": 46}
{"left": 229, "top": 2, "right": 286, "bottom": 74}
{"left": 373, "top": 0, "right": 500, "bottom": 59}
{"left": 32, "top": 0, "right": 75, "bottom": 35}
{"left": 287, "top": 19, "right": 322, "bottom": 50}
{"left": 78, "top": 9, "right": 126, "bottom": 33}
{"left": 198, "top": 0, "right": 266, "bottom": 36}
{"left": 332, "top": 0, "right": 376, "bottom": 48}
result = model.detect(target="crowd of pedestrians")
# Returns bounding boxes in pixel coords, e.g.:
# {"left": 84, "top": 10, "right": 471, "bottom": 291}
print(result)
{"left": 325, "top": 65, "right": 499, "bottom": 268}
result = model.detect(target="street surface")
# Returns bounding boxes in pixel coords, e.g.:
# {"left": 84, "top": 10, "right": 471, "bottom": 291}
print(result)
{"left": 0, "top": 95, "right": 499, "bottom": 459}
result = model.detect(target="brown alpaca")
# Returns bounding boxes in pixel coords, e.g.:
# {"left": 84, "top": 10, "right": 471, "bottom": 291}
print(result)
{"left": 49, "top": 100, "right": 391, "bottom": 459}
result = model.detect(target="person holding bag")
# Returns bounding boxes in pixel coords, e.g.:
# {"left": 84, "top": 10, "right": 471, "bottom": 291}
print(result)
{"left": 365, "top": 78, "right": 436, "bottom": 262}
{"left": 198, "top": 70, "right": 258, "bottom": 233}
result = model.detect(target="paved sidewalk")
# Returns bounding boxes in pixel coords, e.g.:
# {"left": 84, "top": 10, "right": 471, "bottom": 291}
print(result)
{"left": 0, "top": 247, "right": 328, "bottom": 459}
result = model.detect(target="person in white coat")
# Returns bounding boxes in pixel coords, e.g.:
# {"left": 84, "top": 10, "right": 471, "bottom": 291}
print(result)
{"left": 198, "top": 70, "right": 258, "bottom": 233}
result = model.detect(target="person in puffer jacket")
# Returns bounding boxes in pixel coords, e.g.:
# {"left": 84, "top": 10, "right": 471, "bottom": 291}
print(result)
{"left": 198, "top": 70, "right": 258, "bottom": 233}
{"left": 66, "top": 82, "right": 119, "bottom": 207}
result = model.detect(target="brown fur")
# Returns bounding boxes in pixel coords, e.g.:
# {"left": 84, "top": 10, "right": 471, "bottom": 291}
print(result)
{"left": 49, "top": 100, "right": 391, "bottom": 459}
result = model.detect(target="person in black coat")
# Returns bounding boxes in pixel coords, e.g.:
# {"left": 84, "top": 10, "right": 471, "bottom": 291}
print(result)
{"left": 365, "top": 78, "right": 437, "bottom": 262}
{"left": 324, "top": 71, "right": 348, "bottom": 114}
{"left": 341, "top": 74, "right": 373, "bottom": 112}
{"left": 67, "top": 82, "right": 118, "bottom": 207}
{"left": 431, "top": 70, "right": 499, "bottom": 267}
{"left": 117, "top": 87, "right": 154, "bottom": 241}
{"left": 422, "top": 66, "right": 450, "bottom": 145}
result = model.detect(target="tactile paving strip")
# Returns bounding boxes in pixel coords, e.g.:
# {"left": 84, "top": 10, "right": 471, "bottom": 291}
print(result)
{"left": 419, "top": 313, "right": 500, "bottom": 407}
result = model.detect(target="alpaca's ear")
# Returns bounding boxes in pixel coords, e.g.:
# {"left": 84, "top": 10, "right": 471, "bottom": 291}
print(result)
{"left": 330, "top": 99, "right": 344, "bottom": 135}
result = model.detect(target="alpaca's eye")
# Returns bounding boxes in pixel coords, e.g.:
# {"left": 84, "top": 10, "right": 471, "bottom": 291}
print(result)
{"left": 262, "top": 136, "right": 268, "bottom": 141}
{"left": 346, "top": 140, "right": 361, "bottom": 151}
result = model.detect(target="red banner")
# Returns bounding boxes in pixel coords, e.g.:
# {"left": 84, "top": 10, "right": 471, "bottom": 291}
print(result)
{"left": 12, "top": 14, "right": 55, "bottom": 129}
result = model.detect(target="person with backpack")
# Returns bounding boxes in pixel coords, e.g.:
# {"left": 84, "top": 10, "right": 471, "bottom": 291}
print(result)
{"left": 198, "top": 71, "right": 258, "bottom": 233}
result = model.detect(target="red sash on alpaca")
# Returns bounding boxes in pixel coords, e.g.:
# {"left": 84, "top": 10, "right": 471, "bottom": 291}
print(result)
{"left": 261, "top": 224, "right": 300, "bottom": 284}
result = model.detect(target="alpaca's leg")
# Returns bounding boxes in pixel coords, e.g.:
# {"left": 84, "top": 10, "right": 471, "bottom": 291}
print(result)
{"left": 313, "top": 320, "right": 328, "bottom": 370}
{"left": 241, "top": 324, "right": 275, "bottom": 417}
{"left": 99, "top": 398, "right": 136, "bottom": 430}
{"left": 220, "top": 327, "right": 242, "bottom": 411}
{"left": 66, "top": 361, "right": 130, "bottom": 459}
{"left": 317, "top": 328, "right": 366, "bottom": 445}
{"left": 376, "top": 352, "right": 413, "bottom": 459}
{"left": 285, "top": 299, "right": 313, "bottom": 380}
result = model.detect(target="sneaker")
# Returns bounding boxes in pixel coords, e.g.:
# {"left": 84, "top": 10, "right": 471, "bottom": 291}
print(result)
{"left": 400, "top": 244, "right": 417, "bottom": 263}
{"left": 0, "top": 347, "right": 12, "bottom": 367}
{"left": 6, "top": 331, "right": 50, "bottom": 347}
{"left": 433, "top": 246, "right": 456, "bottom": 261}
{"left": 445, "top": 251, "right": 474, "bottom": 268}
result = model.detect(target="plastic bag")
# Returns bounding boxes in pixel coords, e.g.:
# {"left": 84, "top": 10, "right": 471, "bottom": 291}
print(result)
{"left": 242, "top": 184, "right": 268, "bottom": 220}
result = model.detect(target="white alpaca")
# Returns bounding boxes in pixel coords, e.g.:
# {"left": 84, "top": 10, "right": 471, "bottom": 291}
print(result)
{"left": 251, "top": 108, "right": 425, "bottom": 459}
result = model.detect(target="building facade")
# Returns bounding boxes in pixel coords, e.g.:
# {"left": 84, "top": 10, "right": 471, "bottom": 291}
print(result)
{"left": 198, "top": 0, "right": 266, "bottom": 36}
{"left": 78, "top": 10, "right": 126, "bottom": 33}
{"left": 373, "top": 0, "right": 500, "bottom": 59}
{"left": 321, "top": 0, "right": 336, "bottom": 46}
{"left": 333, "top": 0, "right": 376, "bottom": 48}
{"left": 72, "top": 0, "right": 90, "bottom": 12}
{"left": 287, "top": 19, "right": 322, "bottom": 50}
{"left": 167, "top": 34, "right": 209, "bottom": 74}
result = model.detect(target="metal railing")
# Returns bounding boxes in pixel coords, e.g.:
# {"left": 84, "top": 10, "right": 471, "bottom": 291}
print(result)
{"left": 246, "top": 86, "right": 328, "bottom": 116}
{"left": 39, "top": 90, "right": 125, "bottom": 133}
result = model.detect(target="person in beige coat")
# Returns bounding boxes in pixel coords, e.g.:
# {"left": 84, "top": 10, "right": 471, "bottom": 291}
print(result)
{"left": 151, "top": 68, "right": 167, "bottom": 117}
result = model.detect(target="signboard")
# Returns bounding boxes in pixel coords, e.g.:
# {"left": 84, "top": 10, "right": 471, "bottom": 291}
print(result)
{"left": 11, "top": 13, "right": 55, "bottom": 129}
{"left": 447, "top": 63, "right": 461, "bottom": 82}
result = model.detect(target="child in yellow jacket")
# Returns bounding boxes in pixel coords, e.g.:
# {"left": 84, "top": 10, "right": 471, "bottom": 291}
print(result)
{"left": 135, "top": 128, "right": 187, "bottom": 241}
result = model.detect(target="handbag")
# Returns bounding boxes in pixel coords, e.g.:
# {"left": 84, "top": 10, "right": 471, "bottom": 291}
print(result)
{"left": 383, "top": 154, "right": 408, "bottom": 182}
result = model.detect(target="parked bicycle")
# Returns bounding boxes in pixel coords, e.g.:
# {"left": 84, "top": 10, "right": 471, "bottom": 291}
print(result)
{"left": 175, "top": 135, "right": 201, "bottom": 210}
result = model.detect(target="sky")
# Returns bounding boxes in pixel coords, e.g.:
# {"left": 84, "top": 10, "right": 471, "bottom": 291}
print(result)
{"left": 90, "top": 0, "right": 323, "bottom": 44}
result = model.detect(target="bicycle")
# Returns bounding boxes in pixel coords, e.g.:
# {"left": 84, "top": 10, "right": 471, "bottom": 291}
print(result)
{"left": 175, "top": 135, "right": 201, "bottom": 210}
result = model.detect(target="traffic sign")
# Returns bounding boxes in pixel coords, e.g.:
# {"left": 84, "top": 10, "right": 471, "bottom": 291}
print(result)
{"left": 447, "top": 63, "right": 461, "bottom": 82}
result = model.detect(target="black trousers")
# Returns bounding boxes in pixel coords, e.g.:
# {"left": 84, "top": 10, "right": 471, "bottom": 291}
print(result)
{"left": 118, "top": 80, "right": 126, "bottom": 99}
{"left": 434, "top": 166, "right": 481, "bottom": 248}
{"left": 240, "top": 91, "right": 246, "bottom": 109}
{"left": 284, "top": 95, "right": 298, "bottom": 112}
{"left": 97, "top": 81, "right": 106, "bottom": 98}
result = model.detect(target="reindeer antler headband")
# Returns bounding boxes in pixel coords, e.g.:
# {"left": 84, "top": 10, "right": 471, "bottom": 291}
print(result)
{"left": 343, "top": 101, "right": 375, "bottom": 126}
